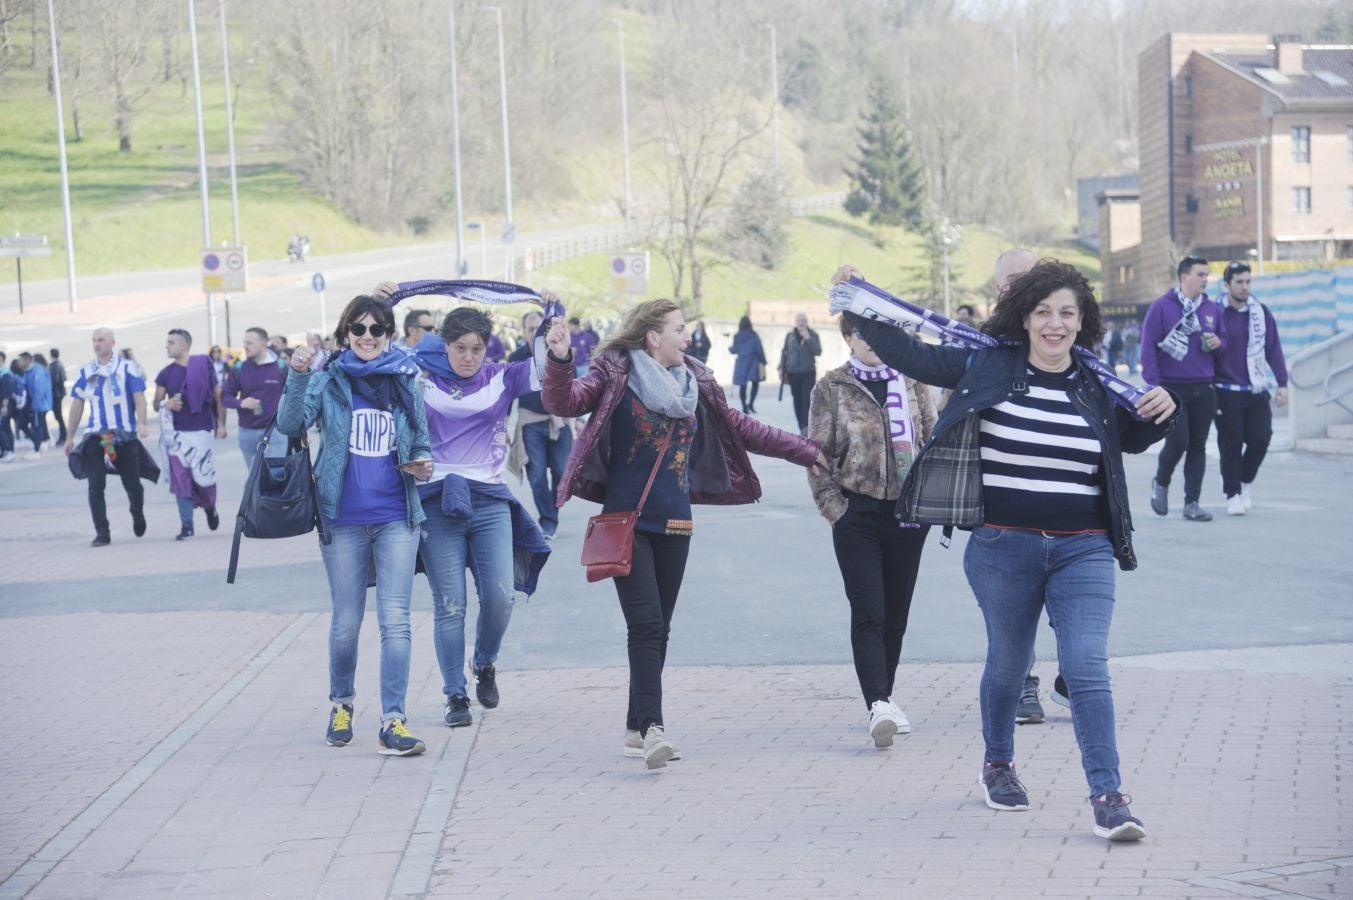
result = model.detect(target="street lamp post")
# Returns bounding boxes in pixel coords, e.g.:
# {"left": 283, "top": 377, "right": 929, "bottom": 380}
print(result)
{"left": 187, "top": 0, "right": 216, "bottom": 345}
{"left": 611, "top": 18, "right": 631, "bottom": 232}
{"left": 760, "top": 23, "right": 780, "bottom": 168}
{"left": 219, "top": 0, "right": 240, "bottom": 249}
{"left": 467, "top": 221, "right": 486, "bottom": 275}
{"left": 484, "top": 6, "right": 513, "bottom": 280}
{"left": 45, "top": 0, "right": 77, "bottom": 312}
{"left": 447, "top": 0, "right": 466, "bottom": 276}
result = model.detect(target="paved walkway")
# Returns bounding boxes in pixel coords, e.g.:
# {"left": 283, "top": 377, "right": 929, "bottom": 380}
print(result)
{"left": 0, "top": 604, "right": 1349, "bottom": 899}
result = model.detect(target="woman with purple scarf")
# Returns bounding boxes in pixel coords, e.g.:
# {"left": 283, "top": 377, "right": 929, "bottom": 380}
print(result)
{"left": 807, "top": 315, "right": 937, "bottom": 749}
{"left": 278, "top": 295, "right": 434, "bottom": 758}
{"left": 401, "top": 298, "right": 554, "bottom": 731}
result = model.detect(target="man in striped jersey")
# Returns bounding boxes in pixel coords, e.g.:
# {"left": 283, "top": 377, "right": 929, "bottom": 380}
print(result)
{"left": 64, "top": 328, "right": 152, "bottom": 547}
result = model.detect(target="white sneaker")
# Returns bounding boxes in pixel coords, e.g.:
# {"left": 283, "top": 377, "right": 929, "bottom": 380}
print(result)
{"left": 1240, "top": 483, "right": 1253, "bottom": 511}
{"left": 625, "top": 728, "right": 680, "bottom": 760}
{"left": 642, "top": 725, "right": 675, "bottom": 769}
{"left": 0, "top": 452, "right": 16, "bottom": 463}
{"left": 1226, "top": 495, "right": 1246, "bottom": 516}
{"left": 23, "top": 450, "right": 41, "bottom": 461}
{"left": 869, "top": 700, "right": 901, "bottom": 748}
{"left": 885, "top": 699, "right": 913, "bottom": 734}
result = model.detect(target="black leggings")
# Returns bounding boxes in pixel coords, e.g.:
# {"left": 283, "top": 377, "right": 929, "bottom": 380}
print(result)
{"left": 614, "top": 530, "right": 691, "bottom": 734}
{"left": 831, "top": 507, "right": 929, "bottom": 708}
{"left": 738, "top": 381, "right": 760, "bottom": 412}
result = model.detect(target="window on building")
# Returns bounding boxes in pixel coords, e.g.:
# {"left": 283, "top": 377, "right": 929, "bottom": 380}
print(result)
{"left": 1185, "top": 135, "right": 1193, "bottom": 155}
{"left": 1293, "top": 186, "right": 1312, "bottom": 214}
{"left": 1292, "top": 126, "right": 1311, "bottom": 164}
{"left": 1183, "top": 76, "right": 1192, "bottom": 98}
{"left": 1348, "top": 126, "right": 1353, "bottom": 162}
{"left": 1186, "top": 194, "right": 1199, "bottom": 213}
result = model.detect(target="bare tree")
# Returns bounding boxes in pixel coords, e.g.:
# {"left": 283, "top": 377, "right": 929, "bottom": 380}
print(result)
{"left": 85, "top": 0, "right": 161, "bottom": 152}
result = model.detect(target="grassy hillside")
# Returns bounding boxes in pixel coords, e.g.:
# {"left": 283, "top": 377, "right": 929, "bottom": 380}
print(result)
{"left": 531, "top": 210, "right": 1100, "bottom": 323}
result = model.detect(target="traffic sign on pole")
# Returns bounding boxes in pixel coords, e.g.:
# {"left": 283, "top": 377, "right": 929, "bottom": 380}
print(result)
{"left": 609, "top": 252, "right": 650, "bottom": 294}
{"left": 202, "top": 246, "right": 248, "bottom": 293}
{"left": 311, "top": 272, "right": 326, "bottom": 293}
{"left": 313, "top": 272, "right": 328, "bottom": 335}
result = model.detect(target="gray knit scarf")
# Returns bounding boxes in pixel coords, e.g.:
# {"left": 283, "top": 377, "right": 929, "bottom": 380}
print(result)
{"left": 626, "top": 349, "right": 698, "bottom": 419}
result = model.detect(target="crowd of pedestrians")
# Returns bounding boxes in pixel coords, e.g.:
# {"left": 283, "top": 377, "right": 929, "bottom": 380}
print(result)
{"left": 1, "top": 244, "right": 1294, "bottom": 846}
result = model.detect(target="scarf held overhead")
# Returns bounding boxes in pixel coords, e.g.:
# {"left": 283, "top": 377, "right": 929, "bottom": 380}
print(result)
{"left": 828, "top": 276, "right": 1151, "bottom": 419}
{"left": 384, "top": 279, "right": 562, "bottom": 383}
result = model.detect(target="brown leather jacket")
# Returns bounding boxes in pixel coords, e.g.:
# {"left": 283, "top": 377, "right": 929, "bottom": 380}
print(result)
{"left": 542, "top": 349, "right": 820, "bottom": 508}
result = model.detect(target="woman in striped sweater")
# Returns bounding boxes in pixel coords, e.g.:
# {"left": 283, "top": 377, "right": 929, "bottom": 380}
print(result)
{"left": 831, "top": 261, "right": 1177, "bottom": 843}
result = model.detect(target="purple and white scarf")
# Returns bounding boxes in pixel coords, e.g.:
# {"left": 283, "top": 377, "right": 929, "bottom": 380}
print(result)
{"left": 1158, "top": 289, "right": 1202, "bottom": 362}
{"left": 849, "top": 357, "right": 921, "bottom": 529}
{"left": 382, "top": 279, "right": 564, "bottom": 383}
{"left": 829, "top": 276, "right": 1152, "bottom": 419}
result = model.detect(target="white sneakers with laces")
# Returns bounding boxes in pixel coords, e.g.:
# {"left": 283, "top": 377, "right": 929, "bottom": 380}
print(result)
{"left": 1226, "top": 495, "right": 1246, "bottom": 516}
{"left": 868, "top": 699, "right": 911, "bottom": 748}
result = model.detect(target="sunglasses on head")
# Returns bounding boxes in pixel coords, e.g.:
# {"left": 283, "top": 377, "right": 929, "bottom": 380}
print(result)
{"left": 348, "top": 323, "right": 391, "bottom": 338}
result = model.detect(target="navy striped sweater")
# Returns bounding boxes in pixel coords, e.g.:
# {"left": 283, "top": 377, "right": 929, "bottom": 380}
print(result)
{"left": 978, "top": 366, "right": 1108, "bottom": 532}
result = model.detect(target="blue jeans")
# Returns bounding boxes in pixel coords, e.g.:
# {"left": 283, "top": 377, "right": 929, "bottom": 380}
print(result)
{"left": 522, "top": 420, "right": 572, "bottom": 533}
{"left": 419, "top": 493, "right": 516, "bottom": 699}
{"left": 963, "top": 526, "right": 1121, "bottom": 796}
{"left": 319, "top": 521, "right": 419, "bottom": 723}
{"left": 238, "top": 425, "right": 287, "bottom": 471}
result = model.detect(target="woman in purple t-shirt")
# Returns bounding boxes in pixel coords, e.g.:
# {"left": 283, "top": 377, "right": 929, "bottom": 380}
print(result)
{"left": 412, "top": 302, "right": 551, "bottom": 729}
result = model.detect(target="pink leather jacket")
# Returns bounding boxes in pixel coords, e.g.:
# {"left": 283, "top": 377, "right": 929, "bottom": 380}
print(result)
{"left": 542, "top": 349, "right": 820, "bottom": 508}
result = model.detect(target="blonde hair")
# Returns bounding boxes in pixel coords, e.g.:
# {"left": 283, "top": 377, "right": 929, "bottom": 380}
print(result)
{"left": 596, "top": 299, "right": 682, "bottom": 355}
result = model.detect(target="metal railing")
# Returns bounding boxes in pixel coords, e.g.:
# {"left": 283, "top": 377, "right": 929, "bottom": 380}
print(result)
{"left": 1288, "top": 329, "right": 1353, "bottom": 438}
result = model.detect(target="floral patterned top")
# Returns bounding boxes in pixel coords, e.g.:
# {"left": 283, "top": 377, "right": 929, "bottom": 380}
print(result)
{"left": 602, "top": 389, "right": 697, "bottom": 535}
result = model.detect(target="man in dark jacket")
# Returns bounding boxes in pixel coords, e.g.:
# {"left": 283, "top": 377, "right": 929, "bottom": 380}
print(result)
{"left": 780, "top": 312, "right": 822, "bottom": 436}
{"left": 222, "top": 326, "right": 287, "bottom": 470}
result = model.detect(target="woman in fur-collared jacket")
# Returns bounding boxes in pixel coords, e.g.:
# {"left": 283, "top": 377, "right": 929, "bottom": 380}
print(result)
{"left": 807, "top": 314, "right": 937, "bottom": 749}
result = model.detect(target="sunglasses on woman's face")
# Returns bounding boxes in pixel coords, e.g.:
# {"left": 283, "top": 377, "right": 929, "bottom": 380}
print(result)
{"left": 348, "top": 323, "right": 391, "bottom": 338}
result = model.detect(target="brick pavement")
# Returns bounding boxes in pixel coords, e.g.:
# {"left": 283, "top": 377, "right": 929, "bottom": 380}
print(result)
{"left": 0, "top": 605, "right": 1347, "bottom": 899}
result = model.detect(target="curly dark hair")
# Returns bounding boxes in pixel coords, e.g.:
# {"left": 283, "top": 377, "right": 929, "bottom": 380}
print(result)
{"left": 981, "top": 260, "right": 1104, "bottom": 350}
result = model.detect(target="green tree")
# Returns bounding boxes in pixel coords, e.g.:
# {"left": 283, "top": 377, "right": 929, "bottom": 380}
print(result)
{"left": 843, "top": 81, "right": 925, "bottom": 230}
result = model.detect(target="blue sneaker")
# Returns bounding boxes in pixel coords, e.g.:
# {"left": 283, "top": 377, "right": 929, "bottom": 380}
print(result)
{"left": 378, "top": 719, "right": 426, "bottom": 757}
{"left": 980, "top": 762, "right": 1030, "bottom": 811}
{"left": 325, "top": 704, "right": 353, "bottom": 747}
{"left": 1092, "top": 792, "right": 1146, "bottom": 841}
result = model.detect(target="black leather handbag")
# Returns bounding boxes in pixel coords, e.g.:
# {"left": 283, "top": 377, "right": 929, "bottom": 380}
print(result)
{"left": 226, "top": 420, "right": 325, "bottom": 583}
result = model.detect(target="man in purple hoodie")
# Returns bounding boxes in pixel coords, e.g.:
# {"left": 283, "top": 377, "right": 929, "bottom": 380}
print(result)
{"left": 154, "top": 328, "right": 225, "bottom": 540}
{"left": 1140, "top": 256, "right": 1226, "bottom": 522}
{"left": 222, "top": 326, "right": 287, "bottom": 470}
{"left": 1213, "top": 261, "right": 1288, "bottom": 516}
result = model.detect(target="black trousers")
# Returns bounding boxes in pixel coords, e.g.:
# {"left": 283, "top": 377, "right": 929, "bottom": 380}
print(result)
{"left": 51, "top": 396, "right": 68, "bottom": 443}
{"left": 831, "top": 506, "right": 929, "bottom": 708}
{"left": 1155, "top": 382, "right": 1217, "bottom": 504}
{"left": 614, "top": 530, "right": 691, "bottom": 734}
{"left": 82, "top": 436, "right": 144, "bottom": 538}
{"left": 787, "top": 371, "right": 815, "bottom": 432}
{"left": 1215, "top": 390, "right": 1272, "bottom": 498}
{"left": 738, "top": 381, "right": 760, "bottom": 413}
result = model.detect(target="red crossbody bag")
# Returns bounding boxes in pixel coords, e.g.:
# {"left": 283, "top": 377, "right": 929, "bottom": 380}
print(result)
{"left": 580, "top": 422, "right": 676, "bottom": 583}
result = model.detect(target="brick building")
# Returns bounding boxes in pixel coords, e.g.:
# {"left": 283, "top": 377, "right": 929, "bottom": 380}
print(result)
{"left": 1099, "top": 33, "right": 1353, "bottom": 315}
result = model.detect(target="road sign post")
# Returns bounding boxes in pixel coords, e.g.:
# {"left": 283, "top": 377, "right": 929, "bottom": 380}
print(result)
{"left": 312, "top": 272, "right": 327, "bottom": 335}
{"left": 1, "top": 235, "right": 53, "bottom": 314}
{"left": 609, "top": 252, "right": 650, "bottom": 295}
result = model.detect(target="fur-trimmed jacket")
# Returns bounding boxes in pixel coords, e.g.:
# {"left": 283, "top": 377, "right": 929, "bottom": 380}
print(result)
{"left": 806, "top": 363, "right": 937, "bottom": 525}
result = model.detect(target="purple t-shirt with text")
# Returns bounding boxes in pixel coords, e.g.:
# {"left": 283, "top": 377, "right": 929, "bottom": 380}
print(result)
{"left": 421, "top": 360, "right": 539, "bottom": 485}
{"left": 331, "top": 395, "right": 406, "bottom": 525}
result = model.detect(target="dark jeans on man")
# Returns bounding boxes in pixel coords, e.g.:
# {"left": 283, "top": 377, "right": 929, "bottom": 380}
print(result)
{"left": 1215, "top": 389, "right": 1272, "bottom": 498}
{"left": 614, "top": 531, "right": 691, "bottom": 735}
{"left": 787, "top": 370, "right": 815, "bottom": 433}
{"left": 522, "top": 420, "right": 572, "bottom": 535}
{"left": 831, "top": 506, "right": 929, "bottom": 708}
{"left": 0, "top": 412, "right": 13, "bottom": 455}
{"left": 82, "top": 435, "right": 144, "bottom": 538}
{"left": 1155, "top": 382, "right": 1217, "bottom": 504}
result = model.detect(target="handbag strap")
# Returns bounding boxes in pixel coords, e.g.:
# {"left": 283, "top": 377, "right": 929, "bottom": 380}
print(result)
{"left": 633, "top": 421, "right": 678, "bottom": 517}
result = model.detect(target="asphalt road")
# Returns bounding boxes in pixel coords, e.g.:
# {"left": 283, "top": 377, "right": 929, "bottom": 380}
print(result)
{"left": 3, "top": 388, "right": 1349, "bottom": 671}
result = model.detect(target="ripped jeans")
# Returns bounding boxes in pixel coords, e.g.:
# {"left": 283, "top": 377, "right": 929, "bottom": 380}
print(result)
{"left": 419, "top": 493, "right": 516, "bottom": 700}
